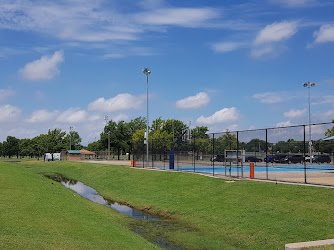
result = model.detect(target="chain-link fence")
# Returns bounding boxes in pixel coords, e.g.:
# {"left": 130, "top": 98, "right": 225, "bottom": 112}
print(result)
{"left": 133, "top": 122, "right": 334, "bottom": 186}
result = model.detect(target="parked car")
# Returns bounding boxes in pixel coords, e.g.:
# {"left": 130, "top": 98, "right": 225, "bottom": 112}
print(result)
{"left": 210, "top": 154, "right": 225, "bottom": 162}
{"left": 304, "top": 155, "right": 314, "bottom": 162}
{"left": 264, "top": 155, "right": 275, "bottom": 163}
{"left": 273, "top": 155, "right": 287, "bottom": 163}
{"left": 282, "top": 155, "right": 304, "bottom": 164}
{"left": 313, "top": 155, "right": 331, "bottom": 163}
{"left": 245, "top": 156, "right": 262, "bottom": 162}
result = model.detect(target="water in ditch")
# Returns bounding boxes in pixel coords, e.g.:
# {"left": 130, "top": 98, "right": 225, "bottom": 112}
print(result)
{"left": 45, "top": 174, "right": 179, "bottom": 249}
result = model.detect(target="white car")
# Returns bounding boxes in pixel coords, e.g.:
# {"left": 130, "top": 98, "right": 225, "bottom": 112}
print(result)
{"left": 304, "top": 155, "right": 314, "bottom": 162}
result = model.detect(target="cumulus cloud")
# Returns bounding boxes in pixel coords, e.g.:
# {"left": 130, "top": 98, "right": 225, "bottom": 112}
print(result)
{"left": 26, "top": 110, "right": 58, "bottom": 123}
{"left": 19, "top": 50, "right": 64, "bottom": 81}
{"left": 196, "top": 107, "right": 240, "bottom": 125}
{"left": 176, "top": 92, "right": 210, "bottom": 109}
{"left": 88, "top": 93, "right": 144, "bottom": 112}
{"left": 0, "top": 104, "right": 21, "bottom": 123}
{"left": 313, "top": 24, "right": 334, "bottom": 44}
{"left": 276, "top": 120, "right": 293, "bottom": 127}
{"left": 113, "top": 114, "right": 130, "bottom": 122}
{"left": 56, "top": 108, "right": 87, "bottom": 123}
{"left": 135, "top": 7, "right": 220, "bottom": 27}
{"left": 254, "top": 21, "right": 298, "bottom": 45}
{"left": 0, "top": 89, "right": 15, "bottom": 102}
{"left": 283, "top": 109, "right": 306, "bottom": 119}
{"left": 253, "top": 92, "right": 283, "bottom": 104}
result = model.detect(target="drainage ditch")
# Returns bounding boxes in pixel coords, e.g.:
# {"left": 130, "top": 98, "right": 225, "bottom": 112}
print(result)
{"left": 45, "top": 173, "right": 180, "bottom": 249}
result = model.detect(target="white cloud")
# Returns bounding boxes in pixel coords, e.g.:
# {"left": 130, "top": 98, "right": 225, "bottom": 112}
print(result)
{"left": 271, "top": 0, "right": 316, "bottom": 7}
{"left": 0, "top": 89, "right": 15, "bottom": 102}
{"left": 283, "top": 109, "right": 306, "bottom": 119}
{"left": 6, "top": 127, "right": 37, "bottom": 139}
{"left": 253, "top": 92, "right": 283, "bottom": 104}
{"left": 196, "top": 107, "right": 240, "bottom": 125}
{"left": 251, "top": 45, "right": 275, "bottom": 57}
{"left": 254, "top": 21, "right": 298, "bottom": 45}
{"left": 276, "top": 120, "right": 293, "bottom": 127}
{"left": 0, "top": 104, "right": 21, "bottom": 123}
{"left": 88, "top": 93, "right": 144, "bottom": 112}
{"left": 113, "top": 114, "right": 130, "bottom": 122}
{"left": 56, "top": 108, "right": 87, "bottom": 123}
{"left": 19, "top": 50, "right": 64, "bottom": 81}
{"left": 26, "top": 110, "right": 58, "bottom": 123}
{"left": 176, "top": 92, "right": 210, "bottom": 109}
{"left": 314, "top": 24, "right": 334, "bottom": 44}
{"left": 135, "top": 7, "right": 219, "bottom": 27}
{"left": 211, "top": 42, "right": 246, "bottom": 53}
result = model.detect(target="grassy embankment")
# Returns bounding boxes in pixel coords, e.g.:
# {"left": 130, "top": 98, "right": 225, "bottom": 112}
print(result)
{"left": 2, "top": 159, "right": 334, "bottom": 249}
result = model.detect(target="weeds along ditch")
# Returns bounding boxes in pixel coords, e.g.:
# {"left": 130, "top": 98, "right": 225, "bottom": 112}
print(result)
{"left": 4, "top": 160, "right": 334, "bottom": 249}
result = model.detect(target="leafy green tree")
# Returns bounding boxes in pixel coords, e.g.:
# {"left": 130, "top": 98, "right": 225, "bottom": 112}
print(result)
{"left": 191, "top": 126, "right": 209, "bottom": 139}
{"left": 128, "top": 116, "right": 147, "bottom": 135}
{"left": 19, "top": 138, "right": 34, "bottom": 158}
{"left": 3, "top": 136, "right": 20, "bottom": 158}
{"left": 31, "top": 135, "right": 48, "bottom": 159}
{"left": 325, "top": 120, "right": 334, "bottom": 137}
{"left": 245, "top": 139, "right": 266, "bottom": 153}
{"left": 132, "top": 129, "right": 145, "bottom": 155}
{"left": 163, "top": 119, "right": 188, "bottom": 141}
{"left": 0, "top": 142, "right": 3, "bottom": 157}
{"left": 46, "top": 128, "right": 67, "bottom": 153}
{"left": 64, "top": 131, "right": 82, "bottom": 150}
{"left": 215, "top": 131, "right": 237, "bottom": 154}
{"left": 87, "top": 141, "right": 102, "bottom": 152}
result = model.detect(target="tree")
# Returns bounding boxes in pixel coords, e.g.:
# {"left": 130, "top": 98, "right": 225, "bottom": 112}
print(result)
{"left": 32, "top": 134, "right": 48, "bottom": 159}
{"left": 46, "top": 129, "right": 67, "bottom": 154}
{"left": 3, "top": 136, "right": 20, "bottom": 158}
{"left": 132, "top": 130, "right": 145, "bottom": 156}
{"left": 64, "top": 131, "right": 82, "bottom": 150}
{"left": 325, "top": 120, "right": 334, "bottom": 137}
{"left": 191, "top": 126, "right": 209, "bottom": 139}
{"left": 87, "top": 141, "right": 102, "bottom": 152}
{"left": 128, "top": 116, "right": 147, "bottom": 135}
{"left": 215, "top": 131, "right": 237, "bottom": 154}
{"left": 245, "top": 139, "right": 266, "bottom": 153}
{"left": 19, "top": 138, "right": 34, "bottom": 158}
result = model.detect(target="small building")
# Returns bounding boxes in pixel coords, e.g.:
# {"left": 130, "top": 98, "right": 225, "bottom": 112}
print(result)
{"left": 66, "top": 150, "right": 82, "bottom": 161}
{"left": 80, "top": 149, "right": 96, "bottom": 160}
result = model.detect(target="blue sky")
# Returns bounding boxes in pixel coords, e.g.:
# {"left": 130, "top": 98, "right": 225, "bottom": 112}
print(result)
{"left": 0, "top": 0, "right": 334, "bottom": 145}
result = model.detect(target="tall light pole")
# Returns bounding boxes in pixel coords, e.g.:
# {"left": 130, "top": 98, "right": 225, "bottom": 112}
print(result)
{"left": 69, "top": 126, "right": 73, "bottom": 150}
{"left": 303, "top": 81, "right": 315, "bottom": 164}
{"left": 104, "top": 115, "right": 110, "bottom": 160}
{"left": 143, "top": 67, "right": 151, "bottom": 168}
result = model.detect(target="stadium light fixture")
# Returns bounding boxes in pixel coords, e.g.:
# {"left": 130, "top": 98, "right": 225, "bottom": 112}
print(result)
{"left": 143, "top": 67, "right": 151, "bottom": 168}
{"left": 303, "top": 81, "right": 316, "bottom": 164}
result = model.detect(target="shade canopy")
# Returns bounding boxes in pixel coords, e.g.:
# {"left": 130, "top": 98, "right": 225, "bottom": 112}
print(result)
{"left": 323, "top": 136, "right": 334, "bottom": 141}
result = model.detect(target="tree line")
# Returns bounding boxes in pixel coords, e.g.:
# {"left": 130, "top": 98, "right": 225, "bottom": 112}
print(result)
{"left": 1, "top": 118, "right": 333, "bottom": 159}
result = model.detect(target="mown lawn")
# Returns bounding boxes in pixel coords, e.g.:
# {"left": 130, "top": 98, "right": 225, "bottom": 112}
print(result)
{"left": 2, "top": 160, "right": 334, "bottom": 249}
{"left": 0, "top": 161, "right": 157, "bottom": 249}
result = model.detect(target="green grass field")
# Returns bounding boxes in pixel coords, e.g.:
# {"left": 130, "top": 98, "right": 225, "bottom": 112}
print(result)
{"left": 1, "top": 159, "right": 334, "bottom": 249}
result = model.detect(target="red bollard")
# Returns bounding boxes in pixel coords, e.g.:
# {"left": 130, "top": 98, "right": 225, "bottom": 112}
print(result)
{"left": 250, "top": 163, "right": 255, "bottom": 179}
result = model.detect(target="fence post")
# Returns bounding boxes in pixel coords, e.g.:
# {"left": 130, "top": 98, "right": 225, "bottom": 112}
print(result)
{"left": 266, "top": 129, "right": 268, "bottom": 180}
{"left": 193, "top": 136, "right": 196, "bottom": 172}
{"left": 304, "top": 125, "right": 307, "bottom": 183}
{"left": 237, "top": 131, "right": 239, "bottom": 178}
{"left": 213, "top": 133, "right": 215, "bottom": 176}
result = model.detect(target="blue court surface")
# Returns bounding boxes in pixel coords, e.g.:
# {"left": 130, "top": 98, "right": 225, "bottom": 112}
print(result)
{"left": 157, "top": 165, "right": 334, "bottom": 173}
